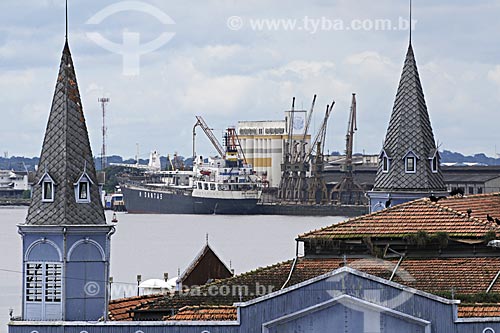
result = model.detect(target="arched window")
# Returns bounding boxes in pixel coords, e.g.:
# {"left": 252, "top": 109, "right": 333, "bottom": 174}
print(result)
{"left": 24, "top": 239, "right": 62, "bottom": 320}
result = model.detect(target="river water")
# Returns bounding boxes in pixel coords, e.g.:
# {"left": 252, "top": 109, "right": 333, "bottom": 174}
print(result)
{"left": 0, "top": 207, "right": 344, "bottom": 332}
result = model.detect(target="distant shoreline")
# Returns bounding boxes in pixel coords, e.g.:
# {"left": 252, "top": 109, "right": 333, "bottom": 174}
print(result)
{"left": 0, "top": 199, "right": 30, "bottom": 206}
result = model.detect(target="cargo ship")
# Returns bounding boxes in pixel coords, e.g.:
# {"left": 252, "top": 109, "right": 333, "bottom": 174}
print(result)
{"left": 121, "top": 160, "right": 262, "bottom": 214}
{"left": 121, "top": 118, "right": 263, "bottom": 214}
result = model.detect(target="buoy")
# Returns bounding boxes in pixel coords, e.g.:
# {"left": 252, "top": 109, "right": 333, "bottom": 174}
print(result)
{"left": 112, "top": 212, "right": 118, "bottom": 223}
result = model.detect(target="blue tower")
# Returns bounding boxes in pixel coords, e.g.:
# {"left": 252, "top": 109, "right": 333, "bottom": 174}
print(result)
{"left": 18, "top": 39, "right": 114, "bottom": 321}
{"left": 367, "top": 42, "right": 448, "bottom": 212}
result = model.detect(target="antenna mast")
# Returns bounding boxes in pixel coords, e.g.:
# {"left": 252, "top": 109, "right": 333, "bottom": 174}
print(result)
{"left": 409, "top": 0, "right": 412, "bottom": 44}
{"left": 65, "top": 0, "right": 68, "bottom": 41}
{"left": 98, "top": 97, "right": 110, "bottom": 170}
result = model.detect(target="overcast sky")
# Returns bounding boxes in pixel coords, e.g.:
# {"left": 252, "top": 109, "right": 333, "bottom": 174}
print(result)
{"left": 1, "top": 0, "right": 499, "bottom": 159}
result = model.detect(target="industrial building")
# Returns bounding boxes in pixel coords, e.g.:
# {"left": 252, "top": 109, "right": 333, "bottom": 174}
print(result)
{"left": 238, "top": 110, "right": 309, "bottom": 188}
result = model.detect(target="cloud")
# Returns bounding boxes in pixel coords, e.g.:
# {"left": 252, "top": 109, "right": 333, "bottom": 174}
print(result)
{"left": 488, "top": 65, "right": 500, "bottom": 86}
{"left": 1, "top": 0, "right": 499, "bottom": 157}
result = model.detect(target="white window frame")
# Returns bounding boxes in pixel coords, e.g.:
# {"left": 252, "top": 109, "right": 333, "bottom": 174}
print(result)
{"left": 430, "top": 155, "right": 439, "bottom": 173}
{"left": 403, "top": 150, "right": 419, "bottom": 174}
{"left": 380, "top": 150, "right": 390, "bottom": 173}
{"left": 382, "top": 156, "right": 390, "bottom": 173}
{"left": 77, "top": 181, "right": 90, "bottom": 202}
{"left": 405, "top": 156, "right": 416, "bottom": 173}
{"left": 74, "top": 172, "right": 93, "bottom": 204}
{"left": 38, "top": 172, "right": 56, "bottom": 203}
{"left": 42, "top": 181, "right": 55, "bottom": 202}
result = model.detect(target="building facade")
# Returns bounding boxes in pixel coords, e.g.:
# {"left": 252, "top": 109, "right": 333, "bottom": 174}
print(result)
{"left": 238, "top": 110, "right": 310, "bottom": 188}
{"left": 13, "top": 39, "right": 114, "bottom": 323}
{"left": 0, "top": 170, "right": 30, "bottom": 198}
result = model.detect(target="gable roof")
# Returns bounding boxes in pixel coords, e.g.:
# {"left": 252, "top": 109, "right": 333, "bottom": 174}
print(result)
{"left": 179, "top": 243, "right": 232, "bottom": 285}
{"left": 25, "top": 41, "right": 105, "bottom": 225}
{"left": 373, "top": 43, "right": 446, "bottom": 192}
{"left": 298, "top": 193, "right": 500, "bottom": 240}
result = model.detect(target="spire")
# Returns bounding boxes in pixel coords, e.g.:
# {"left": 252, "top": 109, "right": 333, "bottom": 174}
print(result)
{"left": 25, "top": 42, "right": 106, "bottom": 225}
{"left": 372, "top": 43, "right": 446, "bottom": 193}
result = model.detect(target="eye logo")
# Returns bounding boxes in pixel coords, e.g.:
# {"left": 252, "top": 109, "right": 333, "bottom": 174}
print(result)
{"left": 86, "top": 1, "right": 176, "bottom": 76}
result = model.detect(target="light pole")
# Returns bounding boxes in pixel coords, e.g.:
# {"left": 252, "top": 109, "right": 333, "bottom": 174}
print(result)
{"left": 136, "top": 274, "right": 142, "bottom": 296}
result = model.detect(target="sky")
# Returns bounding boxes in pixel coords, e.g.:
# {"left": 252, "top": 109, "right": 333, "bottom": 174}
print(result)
{"left": 1, "top": 0, "right": 499, "bottom": 159}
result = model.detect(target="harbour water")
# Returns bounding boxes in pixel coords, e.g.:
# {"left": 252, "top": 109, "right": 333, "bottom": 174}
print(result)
{"left": 0, "top": 207, "right": 345, "bottom": 333}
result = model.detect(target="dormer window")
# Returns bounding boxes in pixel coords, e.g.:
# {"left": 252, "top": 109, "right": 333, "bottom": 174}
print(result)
{"left": 430, "top": 150, "right": 439, "bottom": 173}
{"left": 380, "top": 150, "right": 391, "bottom": 173}
{"left": 406, "top": 156, "right": 416, "bottom": 173}
{"left": 403, "top": 150, "right": 419, "bottom": 174}
{"left": 43, "top": 181, "right": 54, "bottom": 202}
{"left": 38, "top": 172, "right": 55, "bottom": 203}
{"left": 383, "top": 156, "right": 389, "bottom": 173}
{"left": 78, "top": 181, "right": 89, "bottom": 200}
{"left": 74, "top": 171, "right": 93, "bottom": 204}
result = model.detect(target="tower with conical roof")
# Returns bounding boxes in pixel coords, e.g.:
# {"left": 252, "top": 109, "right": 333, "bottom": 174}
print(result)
{"left": 17, "top": 6, "right": 114, "bottom": 321}
{"left": 367, "top": 38, "right": 448, "bottom": 212}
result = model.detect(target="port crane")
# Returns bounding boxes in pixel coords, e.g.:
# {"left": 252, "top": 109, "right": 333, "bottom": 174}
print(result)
{"left": 192, "top": 116, "right": 247, "bottom": 166}
{"left": 278, "top": 96, "right": 316, "bottom": 201}
{"left": 193, "top": 116, "right": 225, "bottom": 159}
{"left": 307, "top": 101, "right": 334, "bottom": 203}
{"left": 331, "top": 93, "right": 365, "bottom": 205}
{"left": 278, "top": 96, "right": 333, "bottom": 203}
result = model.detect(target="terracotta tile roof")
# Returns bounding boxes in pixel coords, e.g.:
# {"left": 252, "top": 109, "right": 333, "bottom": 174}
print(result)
{"left": 289, "top": 257, "right": 500, "bottom": 295}
{"left": 458, "top": 304, "right": 500, "bottom": 318}
{"left": 134, "top": 260, "right": 295, "bottom": 315}
{"left": 299, "top": 193, "right": 500, "bottom": 240}
{"left": 389, "top": 257, "right": 500, "bottom": 295}
{"left": 130, "top": 256, "right": 500, "bottom": 320}
{"left": 108, "top": 294, "right": 164, "bottom": 321}
{"left": 166, "top": 305, "right": 237, "bottom": 321}
{"left": 438, "top": 193, "right": 500, "bottom": 221}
